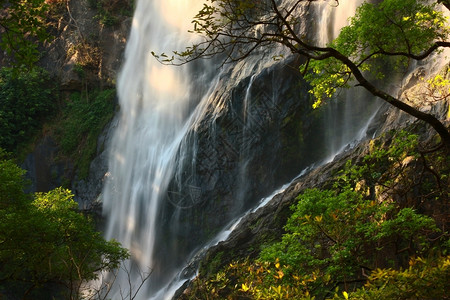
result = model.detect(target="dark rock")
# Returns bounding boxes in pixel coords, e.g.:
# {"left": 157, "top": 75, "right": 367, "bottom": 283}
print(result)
{"left": 72, "top": 114, "right": 118, "bottom": 212}
{"left": 169, "top": 141, "right": 370, "bottom": 297}
{"left": 22, "top": 135, "right": 73, "bottom": 193}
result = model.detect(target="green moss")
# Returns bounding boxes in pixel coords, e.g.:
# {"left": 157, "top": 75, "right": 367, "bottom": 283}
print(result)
{"left": 200, "top": 251, "right": 224, "bottom": 278}
{"left": 56, "top": 89, "right": 116, "bottom": 179}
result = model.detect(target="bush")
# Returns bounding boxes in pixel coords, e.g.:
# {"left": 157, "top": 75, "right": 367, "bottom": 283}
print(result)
{"left": 0, "top": 67, "right": 57, "bottom": 152}
{"left": 341, "top": 255, "right": 450, "bottom": 300}
{"left": 182, "top": 131, "right": 449, "bottom": 300}
{"left": 57, "top": 89, "right": 116, "bottom": 178}
{"left": 0, "top": 152, "right": 129, "bottom": 299}
{"left": 258, "top": 188, "right": 441, "bottom": 298}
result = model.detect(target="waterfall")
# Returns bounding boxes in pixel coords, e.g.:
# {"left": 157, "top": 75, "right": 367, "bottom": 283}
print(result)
{"left": 101, "top": 0, "right": 208, "bottom": 295}
{"left": 100, "top": 0, "right": 381, "bottom": 299}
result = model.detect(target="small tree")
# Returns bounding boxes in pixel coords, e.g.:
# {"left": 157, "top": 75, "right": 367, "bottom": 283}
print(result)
{"left": 0, "top": 150, "right": 129, "bottom": 299}
{"left": 156, "top": 0, "right": 450, "bottom": 151}
{"left": 0, "top": 0, "right": 52, "bottom": 68}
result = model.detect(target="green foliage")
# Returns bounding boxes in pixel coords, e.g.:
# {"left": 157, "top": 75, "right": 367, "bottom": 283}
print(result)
{"left": 57, "top": 89, "right": 116, "bottom": 178}
{"left": 0, "top": 149, "right": 29, "bottom": 208}
{"left": 183, "top": 131, "right": 449, "bottom": 299}
{"left": 0, "top": 153, "right": 129, "bottom": 299}
{"left": 74, "top": 62, "right": 86, "bottom": 79}
{"left": 305, "top": 0, "right": 450, "bottom": 107}
{"left": 0, "top": 0, "right": 52, "bottom": 68}
{"left": 190, "top": 254, "right": 450, "bottom": 300}
{"left": 0, "top": 67, "right": 57, "bottom": 152}
{"left": 259, "top": 188, "right": 439, "bottom": 298}
{"left": 88, "top": 0, "right": 134, "bottom": 27}
{"left": 337, "top": 256, "right": 450, "bottom": 299}
{"left": 257, "top": 131, "right": 447, "bottom": 299}
{"left": 32, "top": 188, "right": 129, "bottom": 278}
{"left": 187, "top": 259, "right": 318, "bottom": 299}
{"left": 335, "top": 130, "right": 449, "bottom": 211}
{"left": 335, "top": 131, "right": 419, "bottom": 189}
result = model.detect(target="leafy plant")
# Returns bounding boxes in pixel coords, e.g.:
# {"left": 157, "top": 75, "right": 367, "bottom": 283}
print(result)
{"left": 89, "top": 0, "right": 134, "bottom": 27}
{"left": 306, "top": 0, "right": 449, "bottom": 107}
{"left": 257, "top": 132, "right": 448, "bottom": 298}
{"left": 0, "top": 67, "right": 57, "bottom": 152}
{"left": 259, "top": 187, "right": 441, "bottom": 297}
{"left": 0, "top": 0, "right": 52, "bottom": 68}
{"left": 335, "top": 256, "right": 450, "bottom": 300}
{"left": 57, "top": 89, "right": 116, "bottom": 178}
{"left": 182, "top": 131, "right": 449, "bottom": 299}
{"left": 0, "top": 153, "right": 129, "bottom": 299}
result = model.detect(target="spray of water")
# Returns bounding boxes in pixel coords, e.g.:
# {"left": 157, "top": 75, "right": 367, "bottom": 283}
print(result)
{"left": 101, "top": 0, "right": 206, "bottom": 296}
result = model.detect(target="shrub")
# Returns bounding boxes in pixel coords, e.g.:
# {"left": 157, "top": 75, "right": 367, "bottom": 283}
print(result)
{"left": 339, "top": 255, "right": 450, "bottom": 300}
{"left": 183, "top": 131, "right": 449, "bottom": 300}
{"left": 57, "top": 89, "right": 116, "bottom": 178}
{"left": 0, "top": 67, "right": 57, "bottom": 152}
{"left": 0, "top": 152, "right": 129, "bottom": 299}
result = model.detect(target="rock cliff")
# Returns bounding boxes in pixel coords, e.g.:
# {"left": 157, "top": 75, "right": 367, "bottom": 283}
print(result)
{"left": 172, "top": 59, "right": 450, "bottom": 297}
{"left": 20, "top": 0, "right": 132, "bottom": 208}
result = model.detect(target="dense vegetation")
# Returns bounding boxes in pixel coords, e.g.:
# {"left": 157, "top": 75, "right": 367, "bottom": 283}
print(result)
{"left": 0, "top": 0, "right": 51, "bottom": 68}
{"left": 0, "top": 1, "right": 124, "bottom": 299}
{"left": 56, "top": 89, "right": 117, "bottom": 179}
{"left": 0, "top": 0, "right": 120, "bottom": 174}
{"left": 87, "top": 0, "right": 134, "bottom": 27}
{"left": 182, "top": 131, "right": 450, "bottom": 299}
{"left": 0, "top": 67, "right": 57, "bottom": 153}
{"left": 0, "top": 65, "right": 117, "bottom": 179}
{"left": 0, "top": 150, "right": 129, "bottom": 299}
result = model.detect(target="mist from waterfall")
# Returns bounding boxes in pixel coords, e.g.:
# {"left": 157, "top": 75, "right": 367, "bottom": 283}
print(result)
{"left": 101, "top": 0, "right": 208, "bottom": 295}
{"left": 100, "top": 1, "right": 380, "bottom": 299}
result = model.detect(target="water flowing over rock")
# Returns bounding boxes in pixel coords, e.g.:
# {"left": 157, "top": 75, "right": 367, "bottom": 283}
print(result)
{"left": 100, "top": 0, "right": 385, "bottom": 298}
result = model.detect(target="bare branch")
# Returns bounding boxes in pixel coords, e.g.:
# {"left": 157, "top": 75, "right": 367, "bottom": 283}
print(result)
{"left": 156, "top": 0, "right": 450, "bottom": 150}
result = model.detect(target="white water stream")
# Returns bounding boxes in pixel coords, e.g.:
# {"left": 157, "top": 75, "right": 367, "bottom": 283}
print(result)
{"left": 99, "top": 1, "right": 378, "bottom": 299}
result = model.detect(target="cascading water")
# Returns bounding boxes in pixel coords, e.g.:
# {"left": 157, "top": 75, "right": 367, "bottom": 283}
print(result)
{"left": 101, "top": 0, "right": 209, "bottom": 295}
{"left": 101, "top": 0, "right": 382, "bottom": 299}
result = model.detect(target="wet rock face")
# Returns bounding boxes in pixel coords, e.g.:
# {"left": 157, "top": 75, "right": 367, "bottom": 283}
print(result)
{"left": 174, "top": 59, "right": 450, "bottom": 292}
{"left": 155, "top": 55, "right": 382, "bottom": 263}
{"left": 170, "top": 140, "right": 371, "bottom": 295}
{"left": 152, "top": 56, "right": 353, "bottom": 269}
{"left": 71, "top": 116, "right": 118, "bottom": 211}
{"left": 193, "top": 146, "right": 366, "bottom": 284}
{"left": 22, "top": 136, "right": 73, "bottom": 193}
{"left": 191, "top": 61, "right": 311, "bottom": 215}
